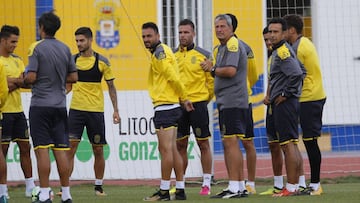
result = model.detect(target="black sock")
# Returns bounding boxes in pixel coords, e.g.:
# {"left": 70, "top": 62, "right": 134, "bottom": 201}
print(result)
{"left": 304, "top": 139, "right": 322, "bottom": 183}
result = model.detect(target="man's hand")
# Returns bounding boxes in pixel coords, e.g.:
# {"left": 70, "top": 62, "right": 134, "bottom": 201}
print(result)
{"left": 263, "top": 95, "right": 270, "bottom": 105}
{"left": 7, "top": 77, "right": 21, "bottom": 92}
{"left": 182, "top": 100, "right": 195, "bottom": 112}
{"left": 274, "top": 95, "right": 286, "bottom": 105}
{"left": 200, "top": 58, "right": 213, "bottom": 72}
{"left": 113, "top": 111, "right": 121, "bottom": 124}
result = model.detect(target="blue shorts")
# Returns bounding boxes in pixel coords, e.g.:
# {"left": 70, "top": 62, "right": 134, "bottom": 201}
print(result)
{"left": 68, "top": 109, "right": 106, "bottom": 145}
{"left": 1, "top": 112, "right": 29, "bottom": 143}
{"left": 266, "top": 105, "right": 279, "bottom": 143}
{"left": 153, "top": 107, "right": 182, "bottom": 130}
{"left": 29, "top": 106, "right": 69, "bottom": 150}
{"left": 272, "top": 97, "right": 300, "bottom": 144}
{"left": 218, "top": 108, "right": 248, "bottom": 138}
{"left": 242, "top": 103, "right": 254, "bottom": 140}
{"left": 177, "top": 101, "right": 211, "bottom": 140}
{"left": 300, "top": 98, "right": 326, "bottom": 140}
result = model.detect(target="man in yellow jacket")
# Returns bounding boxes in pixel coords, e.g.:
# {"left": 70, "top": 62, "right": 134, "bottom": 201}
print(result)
{"left": 142, "top": 22, "right": 194, "bottom": 201}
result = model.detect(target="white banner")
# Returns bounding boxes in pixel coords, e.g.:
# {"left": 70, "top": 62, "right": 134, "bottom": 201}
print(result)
{"left": 6, "top": 91, "right": 202, "bottom": 181}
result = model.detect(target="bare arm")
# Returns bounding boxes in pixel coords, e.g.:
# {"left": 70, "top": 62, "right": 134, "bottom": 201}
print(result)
{"left": 7, "top": 72, "right": 32, "bottom": 92}
{"left": 7, "top": 77, "right": 21, "bottom": 92}
{"left": 67, "top": 71, "right": 78, "bottom": 83}
{"left": 23, "top": 72, "right": 37, "bottom": 85}
{"left": 213, "top": 66, "right": 237, "bottom": 78}
{"left": 263, "top": 80, "right": 271, "bottom": 105}
{"left": 202, "top": 64, "right": 237, "bottom": 78}
{"left": 106, "top": 80, "right": 120, "bottom": 124}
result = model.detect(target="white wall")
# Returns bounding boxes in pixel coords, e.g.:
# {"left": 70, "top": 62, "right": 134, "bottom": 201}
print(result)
{"left": 312, "top": 0, "right": 360, "bottom": 125}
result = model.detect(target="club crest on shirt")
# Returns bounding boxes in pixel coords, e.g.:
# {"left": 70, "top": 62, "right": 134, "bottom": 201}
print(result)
{"left": 247, "top": 51, "right": 254, "bottom": 58}
{"left": 191, "top": 56, "right": 197, "bottom": 64}
{"left": 95, "top": 0, "right": 120, "bottom": 49}
{"left": 277, "top": 44, "right": 290, "bottom": 60}
{"left": 228, "top": 44, "right": 238, "bottom": 52}
{"left": 157, "top": 52, "right": 166, "bottom": 60}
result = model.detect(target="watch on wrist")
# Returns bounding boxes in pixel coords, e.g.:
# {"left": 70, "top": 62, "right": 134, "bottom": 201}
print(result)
{"left": 211, "top": 67, "right": 216, "bottom": 77}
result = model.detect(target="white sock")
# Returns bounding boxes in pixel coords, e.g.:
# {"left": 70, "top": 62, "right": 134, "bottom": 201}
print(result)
{"left": 160, "top": 180, "right": 171, "bottom": 190}
{"left": 95, "top": 179, "right": 103, "bottom": 186}
{"left": 286, "top": 183, "right": 297, "bottom": 192}
{"left": 61, "top": 186, "right": 72, "bottom": 201}
{"left": 274, "top": 176, "right": 284, "bottom": 189}
{"left": 228, "top": 181, "right": 239, "bottom": 193}
{"left": 246, "top": 181, "right": 255, "bottom": 188}
{"left": 239, "top": 180, "right": 246, "bottom": 192}
{"left": 0, "top": 184, "right": 6, "bottom": 196}
{"left": 202, "top": 173, "right": 211, "bottom": 187}
{"left": 309, "top": 182, "right": 320, "bottom": 191}
{"left": 39, "top": 187, "right": 50, "bottom": 201}
{"left": 25, "top": 177, "right": 36, "bottom": 191}
{"left": 298, "top": 175, "right": 306, "bottom": 188}
{"left": 175, "top": 181, "right": 185, "bottom": 189}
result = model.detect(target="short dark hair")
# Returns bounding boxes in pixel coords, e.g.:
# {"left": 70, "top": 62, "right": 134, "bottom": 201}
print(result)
{"left": 0, "top": 25, "right": 20, "bottom": 40}
{"left": 179, "top": 19, "right": 195, "bottom": 30}
{"left": 283, "top": 14, "right": 303, "bottom": 34}
{"left": 268, "top": 17, "right": 287, "bottom": 31}
{"left": 142, "top": 22, "right": 159, "bottom": 34}
{"left": 226, "top": 13, "right": 238, "bottom": 32}
{"left": 75, "top": 27, "right": 93, "bottom": 38}
{"left": 262, "top": 26, "right": 269, "bottom": 34}
{"left": 38, "top": 10, "right": 61, "bottom": 36}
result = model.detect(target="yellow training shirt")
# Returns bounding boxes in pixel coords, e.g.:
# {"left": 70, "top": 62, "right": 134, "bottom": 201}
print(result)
{"left": 0, "top": 55, "right": 24, "bottom": 113}
{"left": 0, "top": 62, "right": 9, "bottom": 117}
{"left": 296, "top": 37, "right": 326, "bottom": 102}
{"left": 148, "top": 43, "right": 187, "bottom": 107}
{"left": 242, "top": 42, "right": 259, "bottom": 103}
{"left": 174, "top": 44, "right": 214, "bottom": 103}
{"left": 70, "top": 53, "right": 115, "bottom": 112}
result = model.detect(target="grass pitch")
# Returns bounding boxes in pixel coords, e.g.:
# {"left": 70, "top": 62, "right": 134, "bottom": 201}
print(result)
{"left": 7, "top": 179, "right": 360, "bottom": 203}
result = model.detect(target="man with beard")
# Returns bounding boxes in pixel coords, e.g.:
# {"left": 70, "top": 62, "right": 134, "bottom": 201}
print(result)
{"left": 66, "top": 27, "right": 120, "bottom": 196}
{"left": 142, "top": 22, "right": 194, "bottom": 201}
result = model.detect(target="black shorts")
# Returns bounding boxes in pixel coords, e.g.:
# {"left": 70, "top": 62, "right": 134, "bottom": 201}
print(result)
{"left": 300, "top": 98, "right": 326, "bottom": 140}
{"left": 242, "top": 103, "right": 254, "bottom": 140}
{"left": 219, "top": 108, "right": 248, "bottom": 138}
{"left": 153, "top": 107, "right": 182, "bottom": 130}
{"left": 29, "top": 106, "right": 69, "bottom": 150}
{"left": 1, "top": 112, "right": 29, "bottom": 143}
{"left": 266, "top": 105, "right": 279, "bottom": 143}
{"left": 68, "top": 109, "right": 106, "bottom": 145}
{"left": 177, "top": 101, "right": 211, "bottom": 140}
{"left": 272, "top": 97, "right": 300, "bottom": 144}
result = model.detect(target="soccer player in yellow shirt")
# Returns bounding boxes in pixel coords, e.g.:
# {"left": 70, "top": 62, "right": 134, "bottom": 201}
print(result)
{"left": 173, "top": 19, "right": 214, "bottom": 196}
{"left": 66, "top": 27, "right": 120, "bottom": 196}
{"left": 284, "top": 14, "right": 326, "bottom": 196}
{"left": 0, "top": 25, "right": 36, "bottom": 199}
{"left": 142, "top": 22, "right": 193, "bottom": 201}
{"left": 0, "top": 38, "right": 9, "bottom": 203}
